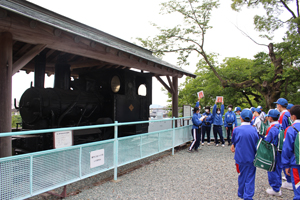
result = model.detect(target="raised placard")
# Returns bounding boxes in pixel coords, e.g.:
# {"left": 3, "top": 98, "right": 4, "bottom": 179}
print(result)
{"left": 90, "top": 149, "right": 105, "bottom": 168}
{"left": 216, "top": 96, "right": 223, "bottom": 103}
{"left": 53, "top": 130, "right": 73, "bottom": 149}
{"left": 197, "top": 91, "right": 204, "bottom": 99}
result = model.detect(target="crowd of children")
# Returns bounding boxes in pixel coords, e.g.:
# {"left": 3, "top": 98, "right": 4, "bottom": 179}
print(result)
{"left": 190, "top": 98, "right": 300, "bottom": 199}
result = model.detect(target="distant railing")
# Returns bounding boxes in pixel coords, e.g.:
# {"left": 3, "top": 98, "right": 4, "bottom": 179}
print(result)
{"left": 0, "top": 117, "right": 192, "bottom": 200}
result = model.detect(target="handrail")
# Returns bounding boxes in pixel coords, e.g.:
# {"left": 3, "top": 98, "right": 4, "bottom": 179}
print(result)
{"left": 0, "top": 116, "right": 192, "bottom": 137}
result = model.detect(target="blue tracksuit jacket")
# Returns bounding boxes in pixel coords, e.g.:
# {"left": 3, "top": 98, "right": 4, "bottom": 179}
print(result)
{"left": 265, "top": 121, "right": 282, "bottom": 192}
{"left": 281, "top": 121, "right": 300, "bottom": 169}
{"left": 202, "top": 112, "right": 213, "bottom": 127}
{"left": 224, "top": 111, "right": 237, "bottom": 127}
{"left": 212, "top": 104, "right": 224, "bottom": 126}
{"left": 192, "top": 112, "right": 203, "bottom": 129}
{"left": 279, "top": 110, "right": 291, "bottom": 131}
{"left": 232, "top": 122, "right": 259, "bottom": 165}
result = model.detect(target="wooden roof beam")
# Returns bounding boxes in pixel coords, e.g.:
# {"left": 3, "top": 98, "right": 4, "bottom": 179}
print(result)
{"left": 155, "top": 76, "right": 172, "bottom": 94}
{"left": 12, "top": 44, "right": 47, "bottom": 74}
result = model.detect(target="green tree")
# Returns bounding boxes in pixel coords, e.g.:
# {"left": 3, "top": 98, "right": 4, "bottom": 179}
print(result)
{"left": 231, "top": 0, "right": 300, "bottom": 39}
{"left": 11, "top": 115, "right": 22, "bottom": 128}
{"left": 137, "top": 0, "right": 299, "bottom": 108}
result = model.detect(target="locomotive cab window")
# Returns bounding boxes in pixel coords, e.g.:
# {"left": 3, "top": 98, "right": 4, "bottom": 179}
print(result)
{"left": 138, "top": 84, "right": 147, "bottom": 96}
{"left": 111, "top": 76, "right": 121, "bottom": 93}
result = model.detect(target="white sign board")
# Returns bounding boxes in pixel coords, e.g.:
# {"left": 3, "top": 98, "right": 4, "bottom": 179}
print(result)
{"left": 53, "top": 130, "right": 73, "bottom": 149}
{"left": 90, "top": 149, "right": 105, "bottom": 168}
{"left": 183, "top": 105, "right": 191, "bottom": 120}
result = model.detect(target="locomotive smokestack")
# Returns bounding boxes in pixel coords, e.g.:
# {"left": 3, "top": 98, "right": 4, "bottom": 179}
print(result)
{"left": 34, "top": 52, "right": 46, "bottom": 88}
{"left": 54, "top": 54, "right": 70, "bottom": 90}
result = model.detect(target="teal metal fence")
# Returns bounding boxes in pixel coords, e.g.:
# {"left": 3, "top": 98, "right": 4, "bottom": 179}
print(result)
{"left": 0, "top": 117, "right": 193, "bottom": 200}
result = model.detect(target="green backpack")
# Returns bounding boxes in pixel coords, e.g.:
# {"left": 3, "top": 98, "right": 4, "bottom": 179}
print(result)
{"left": 277, "top": 126, "right": 285, "bottom": 152}
{"left": 278, "top": 116, "right": 293, "bottom": 151}
{"left": 254, "top": 137, "right": 276, "bottom": 171}
{"left": 259, "top": 121, "right": 268, "bottom": 136}
{"left": 292, "top": 126, "right": 300, "bottom": 165}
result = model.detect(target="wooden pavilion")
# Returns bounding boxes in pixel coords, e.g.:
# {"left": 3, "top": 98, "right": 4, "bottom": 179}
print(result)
{"left": 0, "top": 0, "right": 196, "bottom": 157}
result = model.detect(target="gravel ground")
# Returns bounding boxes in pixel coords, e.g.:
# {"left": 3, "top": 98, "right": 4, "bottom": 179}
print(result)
{"left": 30, "top": 143, "right": 295, "bottom": 200}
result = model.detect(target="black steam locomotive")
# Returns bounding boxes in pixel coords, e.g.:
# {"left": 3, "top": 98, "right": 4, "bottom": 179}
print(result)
{"left": 13, "top": 68, "right": 152, "bottom": 154}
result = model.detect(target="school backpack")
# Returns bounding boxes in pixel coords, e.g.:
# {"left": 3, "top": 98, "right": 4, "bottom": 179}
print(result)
{"left": 277, "top": 125, "right": 285, "bottom": 152}
{"left": 260, "top": 121, "right": 268, "bottom": 136}
{"left": 292, "top": 126, "right": 300, "bottom": 165}
{"left": 254, "top": 137, "right": 276, "bottom": 171}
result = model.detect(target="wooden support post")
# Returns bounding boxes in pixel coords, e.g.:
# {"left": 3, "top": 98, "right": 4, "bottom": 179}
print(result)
{"left": 172, "top": 76, "right": 178, "bottom": 127}
{"left": 0, "top": 32, "right": 12, "bottom": 157}
{"left": 34, "top": 52, "right": 46, "bottom": 88}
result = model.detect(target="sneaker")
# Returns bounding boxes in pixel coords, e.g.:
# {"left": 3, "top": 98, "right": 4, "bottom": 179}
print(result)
{"left": 215, "top": 144, "right": 219, "bottom": 147}
{"left": 201, "top": 143, "right": 204, "bottom": 146}
{"left": 281, "top": 181, "right": 293, "bottom": 190}
{"left": 207, "top": 143, "right": 210, "bottom": 146}
{"left": 282, "top": 176, "right": 287, "bottom": 181}
{"left": 187, "top": 149, "right": 193, "bottom": 153}
{"left": 266, "top": 188, "right": 282, "bottom": 196}
{"left": 222, "top": 144, "right": 225, "bottom": 147}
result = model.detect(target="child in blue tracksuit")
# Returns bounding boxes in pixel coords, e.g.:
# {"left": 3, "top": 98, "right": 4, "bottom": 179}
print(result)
{"left": 212, "top": 101, "right": 225, "bottom": 146}
{"left": 264, "top": 109, "right": 282, "bottom": 196}
{"left": 201, "top": 106, "right": 213, "bottom": 145}
{"left": 250, "top": 107, "right": 256, "bottom": 125}
{"left": 282, "top": 105, "right": 300, "bottom": 199}
{"left": 224, "top": 104, "right": 237, "bottom": 146}
{"left": 274, "top": 98, "right": 293, "bottom": 189}
{"left": 188, "top": 107, "right": 204, "bottom": 152}
{"left": 231, "top": 109, "right": 259, "bottom": 200}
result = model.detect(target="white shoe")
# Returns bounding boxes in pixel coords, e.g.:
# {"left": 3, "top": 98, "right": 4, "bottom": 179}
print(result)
{"left": 222, "top": 144, "right": 225, "bottom": 147}
{"left": 282, "top": 176, "right": 287, "bottom": 181}
{"left": 207, "top": 143, "right": 210, "bottom": 146}
{"left": 201, "top": 143, "right": 204, "bottom": 146}
{"left": 266, "top": 188, "right": 282, "bottom": 196}
{"left": 281, "top": 181, "right": 293, "bottom": 190}
{"left": 215, "top": 144, "right": 219, "bottom": 147}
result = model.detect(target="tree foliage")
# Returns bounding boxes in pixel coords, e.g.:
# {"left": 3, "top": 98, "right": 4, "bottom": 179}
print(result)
{"left": 231, "top": 0, "right": 300, "bottom": 39}
{"left": 138, "top": 0, "right": 300, "bottom": 109}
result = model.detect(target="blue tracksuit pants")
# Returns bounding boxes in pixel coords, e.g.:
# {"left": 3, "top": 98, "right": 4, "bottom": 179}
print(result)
{"left": 189, "top": 128, "right": 200, "bottom": 150}
{"left": 236, "top": 163, "right": 256, "bottom": 200}
{"left": 201, "top": 126, "right": 211, "bottom": 143}
{"left": 268, "top": 153, "right": 282, "bottom": 192}
{"left": 213, "top": 125, "right": 224, "bottom": 144}
{"left": 226, "top": 126, "right": 233, "bottom": 144}
{"left": 291, "top": 165, "right": 300, "bottom": 200}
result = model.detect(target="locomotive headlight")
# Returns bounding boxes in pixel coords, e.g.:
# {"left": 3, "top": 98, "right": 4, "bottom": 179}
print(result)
{"left": 111, "top": 76, "right": 120, "bottom": 93}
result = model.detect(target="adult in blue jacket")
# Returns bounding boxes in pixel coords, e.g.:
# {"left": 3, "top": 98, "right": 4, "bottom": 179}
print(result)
{"left": 231, "top": 109, "right": 259, "bottom": 200}
{"left": 282, "top": 105, "right": 300, "bottom": 199}
{"left": 274, "top": 97, "right": 292, "bottom": 189}
{"left": 188, "top": 107, "right": 204, "bottom": 152}
{"left": 212, "top": 101, "right": 225, "bottom": 147}
{"left": 201, "top": 106, "right": 213, "bottom": 146}
{"left": 264, "top": 109, "right": 282, "bottom": 196}
{"left": 224, "top": 104, "right": 237, "bottom": 146}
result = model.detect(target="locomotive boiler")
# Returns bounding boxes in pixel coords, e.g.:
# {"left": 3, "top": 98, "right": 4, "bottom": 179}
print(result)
{"left": 13, "top": 68, "right": 152, "bottom": 154}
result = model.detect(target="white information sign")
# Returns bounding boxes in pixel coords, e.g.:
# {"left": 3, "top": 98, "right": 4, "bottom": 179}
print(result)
{"left": 183, "top": 105, "right": 191, "bottom": 120}
{"left": 90, "top": 149, "right": 105, "bottom": 168}
{"left": 53, "top": 130, "right": 73, "bottom": 149}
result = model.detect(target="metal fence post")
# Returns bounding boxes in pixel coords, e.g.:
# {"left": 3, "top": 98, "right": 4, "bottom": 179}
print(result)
{"left": 79, "top": 147, "right": 82, "bottom": 179}
{"left": 30, "top": 155, "right": 33, "bottom": 196}
{"left": 172, "top": 117, "right": 175, "bottom": 155}
{"left": 114, "top": 121, "right": 118, "bottom": 181}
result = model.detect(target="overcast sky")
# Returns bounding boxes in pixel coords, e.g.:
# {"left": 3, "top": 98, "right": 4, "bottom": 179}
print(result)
{"left": 12, "top": 0, "right": 284, "bottom": 107}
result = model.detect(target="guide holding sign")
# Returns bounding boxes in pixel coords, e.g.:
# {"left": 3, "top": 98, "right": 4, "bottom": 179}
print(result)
{"left": 212, "top": 100, "right": 225, "bottom": 147}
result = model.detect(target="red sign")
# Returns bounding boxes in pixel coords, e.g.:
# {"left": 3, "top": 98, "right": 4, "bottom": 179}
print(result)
{"left": 216, "top": 96, "right": 223, "bottom": 103}
{"left": 197, "top": 91, "right": 204, "bottom": 99}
